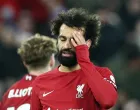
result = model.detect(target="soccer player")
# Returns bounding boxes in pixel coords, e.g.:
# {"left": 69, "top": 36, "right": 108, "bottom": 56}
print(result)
{"left": 31, "top": 8, "right": 118, "bottom": 110}
{"left": 0, "top": 34, "right": 57, "bottom": 110}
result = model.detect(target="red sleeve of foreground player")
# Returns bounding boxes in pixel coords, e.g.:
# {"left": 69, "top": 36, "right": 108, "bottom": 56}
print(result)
{"left": 76, "top": 45, "right": 118, "bottom": 109}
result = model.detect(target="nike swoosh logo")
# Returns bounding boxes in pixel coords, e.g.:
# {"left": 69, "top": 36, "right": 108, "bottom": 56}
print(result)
{"left": 43, "top": 90, "right": 54, "bottom": 97}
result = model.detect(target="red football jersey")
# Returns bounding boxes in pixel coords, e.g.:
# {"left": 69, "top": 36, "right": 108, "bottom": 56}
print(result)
{"left": 31, "top": 45, "right": 118, "bottom": 110}
{"left": 0, "top": 74, "right": 36, "bottom": 110}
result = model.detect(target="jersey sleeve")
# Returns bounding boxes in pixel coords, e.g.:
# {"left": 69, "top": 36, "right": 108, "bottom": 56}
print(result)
{"left": 30, "top": 79, "right": 42, "bottom": 110}
{"left": 97, "top": 67, "right": 117, "bottom": 89}
{"left": 76, "top": 45, "right": 118, "bottom": 109}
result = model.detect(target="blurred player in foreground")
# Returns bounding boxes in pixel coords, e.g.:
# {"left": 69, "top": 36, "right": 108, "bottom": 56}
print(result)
{"left": 31, "top": 8, "right": 118, "bottom": 110}
{"left": 0, "top": 34, "right": 57, "bottom": 110}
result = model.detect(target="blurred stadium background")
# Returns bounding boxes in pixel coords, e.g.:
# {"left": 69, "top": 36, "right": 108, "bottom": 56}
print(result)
{"left": 0, "top": 0, "right": 140, "bottom": 109}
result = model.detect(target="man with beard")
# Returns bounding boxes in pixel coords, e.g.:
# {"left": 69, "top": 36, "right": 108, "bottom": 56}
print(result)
{"left": 30, "top": 8, "right": 117, "bottom": 110}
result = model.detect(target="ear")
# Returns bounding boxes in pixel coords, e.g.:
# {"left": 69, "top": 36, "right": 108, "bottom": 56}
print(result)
{"left": 49, "top": 54, "right": 55, "bottom": 68}
{"left": 86, "top": 39, "right": 92, "bottom": 49}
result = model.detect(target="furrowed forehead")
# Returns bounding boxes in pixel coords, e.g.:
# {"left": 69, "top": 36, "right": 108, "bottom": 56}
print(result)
{"left": 59, "top": 24, "right": 85, "bottom": 37}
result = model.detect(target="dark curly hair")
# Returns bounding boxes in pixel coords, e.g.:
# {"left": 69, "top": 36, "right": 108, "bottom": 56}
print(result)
{"left": 18, "top": 34, "right": 57, "bottom": 68}
{"left": 50, "top": 8, "right": 101, "bottom": 47}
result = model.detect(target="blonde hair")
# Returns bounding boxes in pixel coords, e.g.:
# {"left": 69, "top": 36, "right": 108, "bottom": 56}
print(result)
{"left": 18, "top": 34, "right": 57, "bottom": 68}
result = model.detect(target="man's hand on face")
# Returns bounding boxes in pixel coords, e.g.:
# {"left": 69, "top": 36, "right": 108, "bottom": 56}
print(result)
{"left": 71, "top": 31, "right": 86, "bottom": 47}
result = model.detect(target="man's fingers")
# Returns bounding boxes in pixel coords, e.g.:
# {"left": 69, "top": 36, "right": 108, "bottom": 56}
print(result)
{"left": 77, "top": 31, "right": 86, "bottom": 44}
{"left": 72, "top": 31, "right": 86, "bottom": 47}
{"left": 75, "top": 31, "right": 86, "bottom": 44}
{"left": 71, "top": 38, "right": 77, "bottom": 47}
{"left": 73, "top": 32, "right": 81, "bottom": 44}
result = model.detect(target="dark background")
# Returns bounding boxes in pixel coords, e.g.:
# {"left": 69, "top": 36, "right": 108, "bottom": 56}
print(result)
{"left": 0, "top": 0, "right": 140, "bottom": 109}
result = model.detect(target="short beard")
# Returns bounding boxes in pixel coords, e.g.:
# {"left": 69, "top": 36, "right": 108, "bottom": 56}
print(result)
{"left": 57, "top": 49, "right": 77, "bottom": 67}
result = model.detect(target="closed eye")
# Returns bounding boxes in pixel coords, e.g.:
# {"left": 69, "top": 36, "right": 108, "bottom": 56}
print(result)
{"left": 59, "top": 35, "right": 67, "bottom": 41}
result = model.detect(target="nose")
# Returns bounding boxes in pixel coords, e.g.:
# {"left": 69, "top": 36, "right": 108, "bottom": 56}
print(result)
{"left": 63, "top": 40, "right": 72, "bottom": 49}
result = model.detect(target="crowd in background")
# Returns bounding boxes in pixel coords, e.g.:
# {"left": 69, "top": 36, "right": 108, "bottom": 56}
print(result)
{"left": 0, "top": 0, "right": 140, "bottom": 110}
